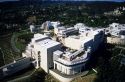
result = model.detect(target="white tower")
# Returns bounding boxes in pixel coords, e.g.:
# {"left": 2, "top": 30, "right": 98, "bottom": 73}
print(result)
{"left": 30, "top": 25, "right": 35, "bottom": 33}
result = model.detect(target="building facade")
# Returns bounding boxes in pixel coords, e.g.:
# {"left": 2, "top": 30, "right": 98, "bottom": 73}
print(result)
{"left": 23, "top": 23, "right": 105, "bottom": 81}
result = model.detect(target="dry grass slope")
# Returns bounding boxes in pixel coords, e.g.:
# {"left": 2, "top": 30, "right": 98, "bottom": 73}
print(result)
{"left": 72, "top": 74, "right": 96, "bottom": 82}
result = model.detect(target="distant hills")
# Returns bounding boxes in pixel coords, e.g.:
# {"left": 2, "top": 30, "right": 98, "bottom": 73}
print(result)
{"left": 42, "top": 0, "right": 125, "bottom": 2}
{"left": 0, "top": 0, "right": 19, "bottom": 2}
{"left": 0, "top": 0, "right": 125, "bottom": 3}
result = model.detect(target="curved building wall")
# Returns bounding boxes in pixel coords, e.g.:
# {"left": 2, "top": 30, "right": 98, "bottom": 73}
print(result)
{"left": 54, "top": 61, "right": 86, "bottom": 75}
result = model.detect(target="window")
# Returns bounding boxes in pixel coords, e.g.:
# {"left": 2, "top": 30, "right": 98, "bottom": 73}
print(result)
{"left": 38, "top": 51, "right": 40, "bottom": 55}
{"left": 31, "top": 45, "right": 34, "bottom": 48}
{"left": 55, "top": 64, "right": 57, "bottom": 69}
{"left": 38, "top": 51, "right": 41, "bottom": 67}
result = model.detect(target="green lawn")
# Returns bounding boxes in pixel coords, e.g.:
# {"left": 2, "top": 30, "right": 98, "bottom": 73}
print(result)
{"left": 13, "top": 30, "right": 34, "bottom": 52}
{"left": 10, "top": 68, "right": 59, "bottom": 82}
{"left": 0, "top": 30, "right": 33, "bottom": 66}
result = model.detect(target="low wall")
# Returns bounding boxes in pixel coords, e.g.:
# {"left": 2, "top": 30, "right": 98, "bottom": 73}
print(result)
{"left": 49, "top": 69, "right": 89, "bottom": 82}
{"left": 49, "top": 70, "right": 73, "bottom": 82}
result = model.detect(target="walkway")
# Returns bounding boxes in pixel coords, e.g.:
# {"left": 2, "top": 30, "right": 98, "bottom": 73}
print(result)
{"left": 11, "top": 33, "right": 20, "bottom": 53}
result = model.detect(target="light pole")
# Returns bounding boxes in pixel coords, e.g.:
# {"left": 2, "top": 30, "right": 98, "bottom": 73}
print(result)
{"left": 92, "top": 68, "right": 98, "bottom": 73}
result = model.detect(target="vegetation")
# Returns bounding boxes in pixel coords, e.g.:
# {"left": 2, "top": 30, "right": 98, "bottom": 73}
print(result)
{"left": 0, "top": 49, "right": 4, "bottom": 66}
{"left": 0, "top": 1, "right": 125, "bottom": 35}
{"left": 0, "top": 1, "right": 125, "bottom": 82}
{"left": 14, "top": 31, "right": 34, "bottom": 52}
{"left": 10, "top": 68, "right": 59, "bottom": 82}
{"left": 94, "top": 44, "right": 125, "bottom": 82}
{"left": 0, "top": 34, "right": 21, "bottom": 66}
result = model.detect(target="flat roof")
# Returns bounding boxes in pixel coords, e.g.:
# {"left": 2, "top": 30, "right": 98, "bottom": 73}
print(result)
{"left": 36, "top": 39, "right": 60, "bottom": 49}
{"left": 34, "top": 33, "right": 48, "bottom": 39}
{"left": 32, "top": 33, "right": 50, "bottom": 43}
{"left": 53, "top": 50, "right": 63, "bottom": 56}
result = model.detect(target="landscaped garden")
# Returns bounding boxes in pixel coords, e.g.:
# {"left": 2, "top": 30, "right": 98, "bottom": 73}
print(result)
{"left": 0, "top": 34, "right": 19, "bottom": 65}
{"left": 13, "top": 31, "right": 34, "bottom": 52}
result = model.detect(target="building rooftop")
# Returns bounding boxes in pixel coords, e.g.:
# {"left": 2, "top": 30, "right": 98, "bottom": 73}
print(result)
{"left": 67, "top": 29, "right": 100, "bottom": 41}
{"left": 54, "top": 47, "right": 91, "bottom": 66}
{"left": 36, "top": 39, "right": 60, "bottom": 49}
{"left": 67, "top": 35, "right": 93, "bottom": 43}
{"left": 74, "top": 23, "right": 87, "bottom": 29}
{"left": 108, "top": 23, "right": 125, "bottom": 37}
{"left": 53, "top": 50, "right": 63, "bottom": 56}
{"left": 34, "top": 33, "right": 48, "bottom": 39}
{"left": 32, "top": 33, "right": 49, "bottom": 43}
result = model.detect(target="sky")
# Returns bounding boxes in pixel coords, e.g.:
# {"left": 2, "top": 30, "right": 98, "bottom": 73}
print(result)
{"left": 0, "top": 0, "right": 125, "bottom": 2}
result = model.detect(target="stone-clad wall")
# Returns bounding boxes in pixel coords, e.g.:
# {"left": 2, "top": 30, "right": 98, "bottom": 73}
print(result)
{"left": 107, "top": 37, "right": 125, "bottom": 45}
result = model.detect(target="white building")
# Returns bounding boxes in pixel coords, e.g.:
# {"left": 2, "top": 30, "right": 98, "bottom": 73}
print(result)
{"left": 64, "top": 29, "right": 104, "bottom": 51}
{"left": 22, "top": 33, "right": 61, "bottom": 73}
{"left": 23, "top": 23, "right": 104, "bottom": 81}
{"left": 54, "top": 26, "right": 78, "bottom": 37}
{"left": 53, "top": 47, "right": 91, "bottom": 75}
{"left": 52, "top": 28, "right": 104, "bottom": 76}
{"left": 51, "top": 21, "right": 61, "bottom": 28}
{"left": 54, "top": 26, "right": 66, "bottom": 35}
{"left": 74, "top": 23, "right": 87, "bottom": 30}
{"left": 41, "top": 21, "right": 61, "bottom": 31}
{"left": 30, "top": 25, "right": 35, "bottom": 33}
{"left": 108, "top": 23, "right": 125, "bottom": 39}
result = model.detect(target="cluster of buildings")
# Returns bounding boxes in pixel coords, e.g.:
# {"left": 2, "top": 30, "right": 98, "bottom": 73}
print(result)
{"left": 1, "top": 21, "right": 125, "bottom": 81}
{"left": 21, "top": 20, "right": 125, "bottom": 82}
{"left": 104, "top": 7, "right": 125, "bottom": 16}
{"left": 30, "top": 21, "right": 61, "bottom": 33}
{"left": 107, "top": 23, "right": 125, "bottom": 38}
{"left": 106, "top": 23, "right": 125, "bottom": 44}
{"left": 24, "top": 22, "right": 105, "bottom": 82}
